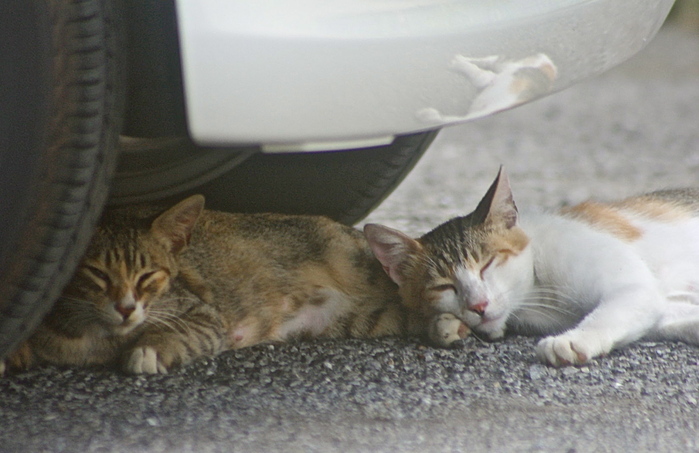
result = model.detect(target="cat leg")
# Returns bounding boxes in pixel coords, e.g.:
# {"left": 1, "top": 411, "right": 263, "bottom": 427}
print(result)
{"left": 0, "top": 341, "right": 34, "bottom": 376}
{"left": 124, "top": 304, "right": 227, "bottom": 374}
{"left": 1, "top": 327, "right": 105, "bottom": 374}
{"left": 536, "top": 288, "right": 663, "bottom": 366}
{"left": 125, "top": 337, "right": 175, "bottom": 374}
{"left": 652, "top": 301, "right": 699, "bottom": 344}
{"left": 126, "top": 346, "right": 168, "bottom": 374}
{"left": 428, "top": 313, "right": 470, "bottom": 347}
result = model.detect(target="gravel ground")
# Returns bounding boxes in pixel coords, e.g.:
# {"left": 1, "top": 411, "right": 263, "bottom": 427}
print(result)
{"left": 1, "top": 26, "right": 699, "bottom": 453}
{"left": 3, "top": 337, "right": 699, "bottom": 452}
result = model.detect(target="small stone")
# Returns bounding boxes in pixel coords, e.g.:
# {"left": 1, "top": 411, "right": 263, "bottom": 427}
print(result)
{"left": 146, "top": 417, "right": 160, "bottom": 427}
{"left": 562, "top": 367, "right": 579, "bottom": 376}
{"left": 528, "top": 365, "right": 548, "bottom": 380}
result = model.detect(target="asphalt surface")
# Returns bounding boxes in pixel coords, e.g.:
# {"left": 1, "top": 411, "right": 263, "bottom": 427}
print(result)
{"left": 2, "top": 26, "right": 699, "bottom": 453}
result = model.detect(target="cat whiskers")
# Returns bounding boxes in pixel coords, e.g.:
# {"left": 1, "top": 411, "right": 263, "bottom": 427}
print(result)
{"left": 57, "top": 295, "right": 98, "bottom": 308}
{"left": 146, "top": 309, "right": 191, "bottom": 337}
{"left": 144, "top": 296, "right": 198, "bottom": 338}
{"left": 466, "top": 330, "right": 489, "bottom": 344}
{"left": 55, "top": 295, "right": 111, "bottom": 324}
{"left": 507, "top": 304, "right": 564, "bottom": 330}
{"left": 504, "top": 286, "right": 581, "bottom": 328}
{"left": 518, "top": 287, "right": 579, "bottom": 312}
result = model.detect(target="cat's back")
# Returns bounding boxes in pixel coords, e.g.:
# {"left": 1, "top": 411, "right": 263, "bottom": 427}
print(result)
{"left": 100, "top": 203, "right": 372, "bottom": 277}
{"left": 551, "top": 189, "right": 699, "bottom": 294}
{"left": 192, "top": 210, "right": 367, "bottom": 263}
{"left": 184, "top": 210, "right": 387, "bottom": 295}
{"left": 519, "top": 187, "right": 699, "bottom": 264}
{"left": 183, "top": 209, "right": 401, "bottom": 335}
{"left": 515, "top": 188, "right": 699, "bottom": 305}
{"left": 556, "top": 188, "right": 699, "bottom": 243}
{"left": 631, "top": 188, "right": 699, "bottom": 214}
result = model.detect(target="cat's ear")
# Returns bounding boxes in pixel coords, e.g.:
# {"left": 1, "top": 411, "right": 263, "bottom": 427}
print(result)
{"left": 472, "top": 166, "right": 518, "bottom": 228}
{"left": 151, "top": 195, "right": 205, "bottom": 254}
{"left": 363, "top": 224, "right": 421, "bottom": 286}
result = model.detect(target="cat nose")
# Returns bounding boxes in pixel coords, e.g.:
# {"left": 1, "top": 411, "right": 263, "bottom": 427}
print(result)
{"left": 469, "top": 301, "right": 488, "bottom": 316}
{"left": 115, "top": 303, "right": 135, "bottom": 320}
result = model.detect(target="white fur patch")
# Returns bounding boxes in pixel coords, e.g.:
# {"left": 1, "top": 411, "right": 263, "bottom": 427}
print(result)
{"left": 627, "top": 215, "right": 699, "bottom": 302}
{"left": 277, "top": 289, "right": 351, "bottom": 339}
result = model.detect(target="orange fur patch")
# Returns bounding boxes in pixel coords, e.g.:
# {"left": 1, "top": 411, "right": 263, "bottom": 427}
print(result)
{"left": 485, "top": 226, "right": 530, "bottom": 261}
{"left": 561, "top": 201, "right": 642, "bottom": 242}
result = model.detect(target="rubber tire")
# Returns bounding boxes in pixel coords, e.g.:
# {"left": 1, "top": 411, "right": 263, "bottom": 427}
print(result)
{"left": 111, "top": 131, "right": 438, "bottom": 225}
{"left": 0, "top": 0, "right": 124, "bottom": 359}
{"left": 200, "top": 131, "right": 439, "bottom": 225}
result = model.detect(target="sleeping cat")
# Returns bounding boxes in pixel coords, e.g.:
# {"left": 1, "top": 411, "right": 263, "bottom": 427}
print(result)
{"left": 1, "top": 196, "right": 461, "bottom": 375}
{"left": 364, "top": 168, "right": 699, "bottom": 366}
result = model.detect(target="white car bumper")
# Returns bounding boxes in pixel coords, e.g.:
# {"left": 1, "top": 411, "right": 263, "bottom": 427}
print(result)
{"left": 174, "top": 0, "right": 674, "bottom": 151}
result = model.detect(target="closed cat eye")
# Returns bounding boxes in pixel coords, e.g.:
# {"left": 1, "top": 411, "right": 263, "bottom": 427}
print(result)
{"left": 431, "top": 284, "right": 457, "bottom": 293}
{"left": 480, "top": 257, "right": 496, "bottom": 279}
{"left": 137, "top": 271, "right": 158, "bottom": 287}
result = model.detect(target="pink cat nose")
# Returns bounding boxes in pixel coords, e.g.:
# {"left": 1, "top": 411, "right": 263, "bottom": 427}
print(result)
{"left": 115, "top": 303, "right": 135, "bottom": 320}
{"left": 469, "top": 301, "right": 488, "bottom": 316}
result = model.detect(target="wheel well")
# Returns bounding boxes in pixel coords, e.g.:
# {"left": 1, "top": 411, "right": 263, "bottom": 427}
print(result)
{"left": 123, "top": 0, "right": 188, "bottom": 138}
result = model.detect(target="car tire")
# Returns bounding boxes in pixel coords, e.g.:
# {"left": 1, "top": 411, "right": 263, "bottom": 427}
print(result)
{"left": 204, "top": 131, "right": 440, "bottom": 225}
{"left": 110, "top": 131, "right": 438, "bottom": 225}
{"left": 0, "top": 0, "right": 125, "bottom": 358}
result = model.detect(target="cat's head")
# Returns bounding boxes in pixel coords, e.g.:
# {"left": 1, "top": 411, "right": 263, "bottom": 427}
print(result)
{"left": 58, "top": 195, "right": 205, "bottom": 336}
{"left": 364, "top": 168, "right": 533, "bottom": 340}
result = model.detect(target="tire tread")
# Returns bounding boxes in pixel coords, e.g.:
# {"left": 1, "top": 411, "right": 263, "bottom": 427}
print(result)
{"left": 0, "top": 0, "right": 124, "bottom": 357}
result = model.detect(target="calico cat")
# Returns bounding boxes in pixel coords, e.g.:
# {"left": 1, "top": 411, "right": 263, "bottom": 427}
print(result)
{"left": 1, "top": 196, "right": 462, "bottom": 375}
{"left": 364, "top": 168, "right": 699, "bottom": 366}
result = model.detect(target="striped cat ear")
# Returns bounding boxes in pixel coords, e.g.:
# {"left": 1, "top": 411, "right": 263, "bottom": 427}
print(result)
{"left": 473, "top": 166, "right": 518, "bottom": 229}
{"left": 364, "top": 223, "right": 421, "bottom": 286}
{"left": 151, "top": 195, "right": 205, "bottom": 254}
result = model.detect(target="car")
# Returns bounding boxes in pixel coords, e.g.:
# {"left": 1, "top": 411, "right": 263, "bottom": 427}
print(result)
{"left": 0, "top": 0, "right": 676, "bottom": 359}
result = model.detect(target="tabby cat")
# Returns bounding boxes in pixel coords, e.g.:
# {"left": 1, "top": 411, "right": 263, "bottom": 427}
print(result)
{"left": 1, "top": 196, "right": 462, "bottom": 375}
{"left": 364, "top": 168, "right": 699, "bottom": 366}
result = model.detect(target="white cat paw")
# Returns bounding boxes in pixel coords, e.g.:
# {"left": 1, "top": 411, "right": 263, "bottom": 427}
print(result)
{"left": 429, "top": 313, "right": 470, "bottom": 347}
{"left": 126, "top": 346, "right": 168, "bottom": 374}
{"left": 536, "top": 333, "right": 603, "bottom": 366}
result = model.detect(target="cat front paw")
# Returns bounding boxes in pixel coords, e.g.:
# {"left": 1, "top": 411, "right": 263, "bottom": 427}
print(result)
{"left": 536, "top": 332, "right": 607, "bottom": 366}
{"left": 125, "top": 346, "right": 169, "bottom": 374}
{"left": 1, "top": 341, "right": 34, "bottom": 376}
{"left": 428, "top": 313, "right": 470, "bottom": 347}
